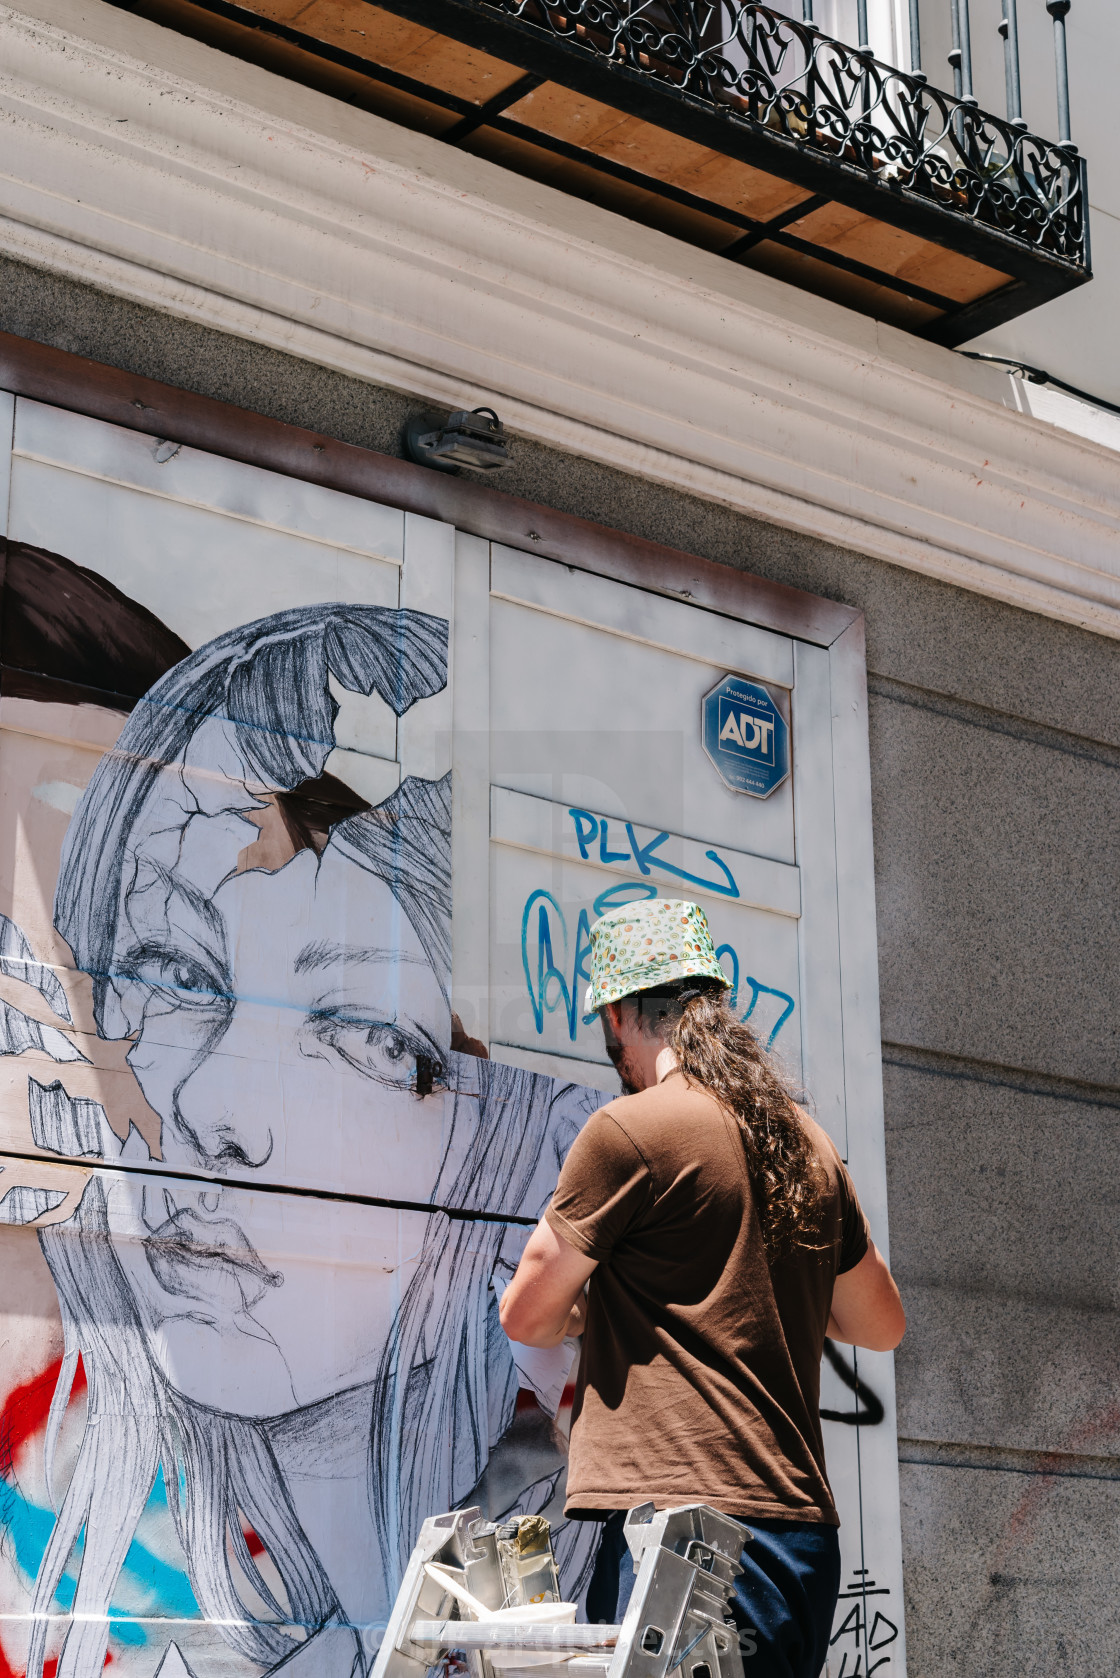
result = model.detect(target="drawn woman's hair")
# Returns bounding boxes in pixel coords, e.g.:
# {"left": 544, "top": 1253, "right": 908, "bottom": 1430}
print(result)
{"left": 55, "top": 604, "right": 453, "bottom": 1012}
{"left": 371, "top": 1061, "right": 577, "bottom": 1587}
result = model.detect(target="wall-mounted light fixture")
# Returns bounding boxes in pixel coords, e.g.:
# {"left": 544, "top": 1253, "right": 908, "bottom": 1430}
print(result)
{"left": 404, "top": 407, "right": 512, "bottom": 473}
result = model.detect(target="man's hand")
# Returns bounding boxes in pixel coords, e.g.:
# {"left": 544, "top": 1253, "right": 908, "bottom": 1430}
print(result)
{"left": 499, "top": 1217, "right": 598, "bottom": 1349}
{"left": 827, "top": 1240, "right": 906, "bottom": 1351}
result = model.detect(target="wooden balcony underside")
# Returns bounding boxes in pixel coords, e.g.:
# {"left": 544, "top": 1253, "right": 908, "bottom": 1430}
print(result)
{"left": 116, "top": 0, "right": 1090, "bottom": 342}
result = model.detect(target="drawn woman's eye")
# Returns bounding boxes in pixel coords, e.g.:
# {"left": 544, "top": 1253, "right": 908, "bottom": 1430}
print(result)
{"left": 118, "top": 944, "right": 228, "bottom": 1010}
{"left": 305, "top": 1009, "right": 444, "bottom": 1089}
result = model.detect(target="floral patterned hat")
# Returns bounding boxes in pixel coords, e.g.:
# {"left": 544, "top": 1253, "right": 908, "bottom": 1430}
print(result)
{"left": 584, "top": 898, "right": 732, "bottom": 1013}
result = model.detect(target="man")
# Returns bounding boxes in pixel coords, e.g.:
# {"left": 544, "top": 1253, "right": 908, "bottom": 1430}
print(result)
{"left": 499, "top": 899, "right": 905, "bottom": 1678}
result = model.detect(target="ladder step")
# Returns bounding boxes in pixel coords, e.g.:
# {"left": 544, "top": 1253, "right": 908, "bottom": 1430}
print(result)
{"left": 410, "top": 1624, "right": 622, "bottom": 1651}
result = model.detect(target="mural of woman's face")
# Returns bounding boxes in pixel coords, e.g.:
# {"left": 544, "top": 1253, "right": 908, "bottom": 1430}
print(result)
{"left": 94, "top": 763, "right": 452, "bottom": 1417}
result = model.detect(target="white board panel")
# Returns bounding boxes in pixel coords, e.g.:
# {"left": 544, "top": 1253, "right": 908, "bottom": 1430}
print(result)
{"left": 491, "top": 786, "right": 801, "bottom": 918}
{"left": 451, "top": 531, "right": 493, "bottom": 1045}
{"left": 0, "top": 392, "right": 903, "bottom": 1678}
{"left": 492, "top": 544, "right": 794, "bottom": 688}
{"left": 14, "top": 399, "right": 405, "bottom": 562}
{"left": 489, "top": 1040, "right": 619, "bottom": 1098}
{"left": 821, "top": 1346, "right": 907, "bottom": 1678}
{"left": 9, "top": 456, "right": 401, "bottom": 657}
{"left": 0, "top": 1140, "right": 598, "bottom": 1663}
{"left": 489, "top": 597, "right": 796, "bottom": 863}
{"left": 792, "top": 640, "right": 848, "bottom": 1154}
{"left": 398, "top": 513, "right": 454, "bottom": 784}
{"left": 822, "top": 619, "right": 908, "bottom": 1678}
{"left": 490, "top": 844, "right": 803, "bottom": 1076}
{"left": 0, "top": 396, "right": 619, "bottom": 1678}
{"left": 0, "top": 389, "right": 13, "bottom": 535}
{"left": 483, "top": 542, "right": 905, "bottom": 1678}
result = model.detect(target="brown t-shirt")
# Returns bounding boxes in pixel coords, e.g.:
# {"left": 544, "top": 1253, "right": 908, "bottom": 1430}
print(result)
{"left": 545, "top": 1073, "right": 870, "bottom": 1524}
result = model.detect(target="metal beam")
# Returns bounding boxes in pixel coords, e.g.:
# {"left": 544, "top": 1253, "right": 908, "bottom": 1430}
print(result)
{"left": 1047, "top": 0, "right": 1073, "bottom": 145}
{"left": 998, "top": 0, "right": 1024, "bottom": 128}
{"left": 443, "top": 73, "right": 541, "bottom": 143}
{"left": 949, "top": 0, "right": 974, "bottom": 100}
{"left": 907, "top": 0, "right": 922, "bottom": 72}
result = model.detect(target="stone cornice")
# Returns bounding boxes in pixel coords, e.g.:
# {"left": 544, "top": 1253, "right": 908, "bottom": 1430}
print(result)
{"left": 2, "top": 0, "right": 1119, "bottom": 635}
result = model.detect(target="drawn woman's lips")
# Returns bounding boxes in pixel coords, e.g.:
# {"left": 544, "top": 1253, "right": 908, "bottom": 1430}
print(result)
{"left": 142, "top": 1192, "right": 283, "bottom": 1310}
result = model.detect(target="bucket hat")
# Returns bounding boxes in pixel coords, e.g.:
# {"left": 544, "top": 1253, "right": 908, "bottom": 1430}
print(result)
{"left": 584, "top": 898, "right": 731, "bottom": 1013}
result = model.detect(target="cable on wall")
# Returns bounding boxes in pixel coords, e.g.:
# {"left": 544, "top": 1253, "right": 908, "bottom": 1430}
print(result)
{"left": 956, "top": 349, "right": 1120, "bottom": 421}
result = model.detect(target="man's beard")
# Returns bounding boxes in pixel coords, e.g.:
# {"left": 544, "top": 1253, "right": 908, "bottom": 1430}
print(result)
{"left": 605, "top": 1041, "right": 644, "bottom": 1096}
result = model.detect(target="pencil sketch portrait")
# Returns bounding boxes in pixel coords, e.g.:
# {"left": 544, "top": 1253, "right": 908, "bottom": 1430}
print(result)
{"left": 0, "top": 592, "right": 597, "bottom": 1678}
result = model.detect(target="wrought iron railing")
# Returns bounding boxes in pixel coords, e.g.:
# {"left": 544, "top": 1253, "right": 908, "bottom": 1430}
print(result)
{"left": 467, "top": 0, "right": 1086, "bottom": 267}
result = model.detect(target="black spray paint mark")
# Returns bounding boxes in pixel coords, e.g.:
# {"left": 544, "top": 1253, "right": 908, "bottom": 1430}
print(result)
{"left": 821, "top": 1339, "right": 885, "bottom": 1426}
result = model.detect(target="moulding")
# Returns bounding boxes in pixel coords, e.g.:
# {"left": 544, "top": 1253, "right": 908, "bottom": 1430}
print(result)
{"left": 1, "top": 0, "right": 1119, "bottom": 636}
{"left": 0, "top": 331, "right": 860, "bottom": 647}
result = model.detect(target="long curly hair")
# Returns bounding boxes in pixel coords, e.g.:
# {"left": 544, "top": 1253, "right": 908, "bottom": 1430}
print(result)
{"left": 633, "top": 980, "right": 827, "bottom": 1257}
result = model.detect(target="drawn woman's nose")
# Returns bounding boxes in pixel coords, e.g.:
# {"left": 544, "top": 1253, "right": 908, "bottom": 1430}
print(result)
{"left": 172, "top": 1000, "right": 278, "bottom": 1170}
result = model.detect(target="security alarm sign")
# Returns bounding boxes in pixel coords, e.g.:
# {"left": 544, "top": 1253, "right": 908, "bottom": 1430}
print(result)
{"left": 702, "top": 673, "right": 790, "bottom": 798}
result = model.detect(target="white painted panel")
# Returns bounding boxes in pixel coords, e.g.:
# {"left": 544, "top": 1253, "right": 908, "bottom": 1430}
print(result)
{"left": 451, "top": 531, "right": 492, "bottom": 1045}
{"left": 8, "top": 456, "right": 401, "bottom": 658}
{"left": 0, "top": 389, "right": 13, "bottom": 535}
{"left": 489, "top": 1040, "right": 619, "bottom": 1098}
{"left": 75, "top": 1164, "right": 429, "bottom": 1411}
{"left": 398, "top": 513, "right": 454, "bottom": 783}
{"left": 0, "top": 1143, "right": 586, "bottom": 1648}
{"left": 491, "top": 786, "right": 801, "bottom": 918}
{"left": 792, "top": 640, "right": 847, "bottom": 1154}
{"left": 490, "top": 844, "right": 803, "bottom": 1076}
{"left": 327, "top": 681, "right": 399, "bottom": 771}
{"left": 823, "top": 619, "right": 908, "bottom": 1678}
{"left": 821, "top": 1342, "right": 906, "bottom": 1678}
{"left": 323, "top": 745, "right": 401, "bottom": 804}
{"left": 489, "top": 598, "right": 796, "bottom": 863}
{"left": 482, "top": 564, "right": 903, "bottom": 1676}
{"left": 831, "top": 623, "right": 889, "bottom": 1233}
{"left": 0, "top": 391, "right": 901, "bottom": 1673}
{"left": 492, "top": 544, "right": 794, "bottom": 688}
{"left": 14, "top": 398, "right": 404, "bottom": 561}
{"left": 0, "top": 398, "right": 616, "bottom": 1678}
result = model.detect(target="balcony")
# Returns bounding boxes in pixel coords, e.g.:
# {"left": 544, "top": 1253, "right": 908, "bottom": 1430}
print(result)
{"left": 126, "top": 0, "right": 1091, "bottom": 341}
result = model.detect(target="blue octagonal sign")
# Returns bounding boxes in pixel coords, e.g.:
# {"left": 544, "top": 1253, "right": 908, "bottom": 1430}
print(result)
{"left": 702, "top": 674, "right": 790, "bottom": 799}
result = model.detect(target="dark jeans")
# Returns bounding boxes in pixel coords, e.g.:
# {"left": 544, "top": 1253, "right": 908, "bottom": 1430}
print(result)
{"left": 585, "top": 1511, "right": 840, "bottom": 1678}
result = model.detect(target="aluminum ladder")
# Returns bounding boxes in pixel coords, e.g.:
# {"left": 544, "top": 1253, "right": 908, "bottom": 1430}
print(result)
{"left": 372, "top": 1503, "right": 750, "bottom": 1678}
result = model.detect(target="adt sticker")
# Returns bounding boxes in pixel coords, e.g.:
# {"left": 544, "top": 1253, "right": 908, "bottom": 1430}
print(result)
{"left": 702, "top": 674, "right": 790, "bottom": 799}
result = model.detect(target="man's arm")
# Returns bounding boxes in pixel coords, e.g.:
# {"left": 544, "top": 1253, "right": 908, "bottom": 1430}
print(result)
{"left": 499, "top": 1217, "right": 599, "bottom": 1349}
{"left": 827, "top": 1240, "right": 906, "bottom": 1352}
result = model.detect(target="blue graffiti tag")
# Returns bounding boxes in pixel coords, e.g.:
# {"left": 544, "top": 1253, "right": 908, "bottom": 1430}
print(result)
{"left": 521, "top": 890, "right": 592, "bottom": 1042}
{"left": 522, "top": 889, "right": 795, "bottom": 1047}
{"left": 592, "top": 883, "right": 658, "bottom": 917}
{"left": 713, "top": 944, "right": 796, "bottom": 1049}
{"left": 569, "top": 810, "right": 740, "bottom": 899}
{"left": 0, "top": 1462, "right": 199, "bottom": 1638}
